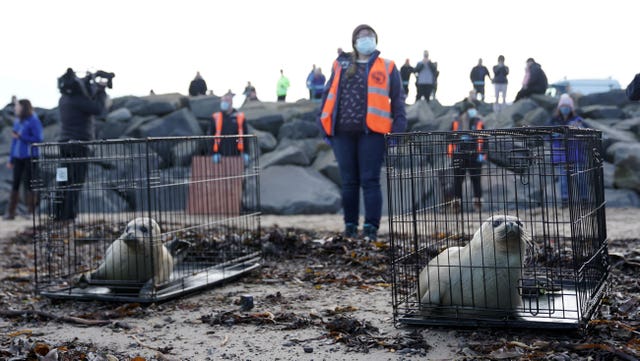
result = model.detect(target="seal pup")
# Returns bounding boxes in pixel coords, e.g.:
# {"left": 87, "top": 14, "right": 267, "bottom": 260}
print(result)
{"left": 91, "top": 217, "right": 176, "bottom": 286}
{"left": 418, "top": 215, "right": 530, "bottom": 311}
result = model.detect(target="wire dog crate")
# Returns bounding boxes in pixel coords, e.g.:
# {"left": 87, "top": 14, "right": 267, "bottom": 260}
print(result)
{"left": 31, "top": 136, "right": 261, "bottom": 303}
{"left": 386, "top": 126, "right": 608, "bottom": 329}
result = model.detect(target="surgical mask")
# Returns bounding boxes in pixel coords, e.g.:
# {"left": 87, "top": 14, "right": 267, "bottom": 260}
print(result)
{"left": 220, "top": 101, "right": 230, "bottom": 111}
{"left": 559, "top": 106, "right": 571, "bottom": 116}
{"left": 467, "top": 109, "right": 478, "bottom": 118}
{"left": 355, "top": 36, "right": 376, "bottom": 56}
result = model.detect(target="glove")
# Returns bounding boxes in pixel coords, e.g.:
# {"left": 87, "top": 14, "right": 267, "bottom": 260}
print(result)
{"left": 323, "top": 136, "right": 332, "bottom": 146}
{"left": 211, "top": 153, "right": 221, "bottom": 164}
{"left": 477, "top": 154, "right": 485, "bottom": 163}
{"left": 242, "top": 153, "right": 250, "bottom": 166}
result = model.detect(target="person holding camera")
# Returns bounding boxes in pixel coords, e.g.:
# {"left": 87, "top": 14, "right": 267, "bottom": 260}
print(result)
{"left": 55, "top": 68, "right": 111, "bottom": 221}
{"left": 4, "top": 98, "right": 43, "bottom": 220}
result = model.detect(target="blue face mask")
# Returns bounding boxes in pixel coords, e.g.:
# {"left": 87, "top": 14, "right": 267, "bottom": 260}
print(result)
{"left": 467, "top": 109, "right": 478, "bottom": 118}
{"left": 559, "top": 106, "right": 571, "bottom": 116}
{"left": 355, "top": 36, "right": 376, "bottom": 56}
{"left": 220, "top": 101, "right": 230, "bottom": 111}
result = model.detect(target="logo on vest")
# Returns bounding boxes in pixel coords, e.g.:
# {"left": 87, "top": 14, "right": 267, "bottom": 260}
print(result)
{"left": 371, "top": 71, "right": 386, "bottom": 85}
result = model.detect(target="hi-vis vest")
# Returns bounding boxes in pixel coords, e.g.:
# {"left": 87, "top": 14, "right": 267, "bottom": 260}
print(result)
{"left": 212, "top": 111, "right": 245, "bottom": 153}
{"left": 447, "top": 118, "right": 484, "bottom": 156}
{"left": 320, "top": 57, "right": 395, "bottom": 135}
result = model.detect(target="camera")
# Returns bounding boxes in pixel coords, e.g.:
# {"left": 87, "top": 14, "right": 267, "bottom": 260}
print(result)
{"left": 58, "top": 68, "right": 115, "bottom": 98}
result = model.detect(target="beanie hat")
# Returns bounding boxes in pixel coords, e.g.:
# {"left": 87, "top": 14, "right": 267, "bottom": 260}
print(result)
{"left": 352, "top": 24, "right": 377, "bottom": 49}
{"left": 557, "top": 93, "right": 574, "bottom": 110}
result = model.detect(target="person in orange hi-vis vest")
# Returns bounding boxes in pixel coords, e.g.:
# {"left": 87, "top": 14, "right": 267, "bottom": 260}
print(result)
{"left": 209, "top": 90, "right": 250, "bottom": 166}
{"left": 318, "top": 24, "right": 407, "bottom": 241}
{"left": 447, "top": 104, "right": 485, "bottom": 212}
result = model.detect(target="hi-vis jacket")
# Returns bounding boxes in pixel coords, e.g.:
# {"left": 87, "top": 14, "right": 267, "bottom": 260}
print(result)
{"left": 319, "top": 51, "right": 406, "bottom": 136}
{"left": 212, "top": 111, "right": 245, "bottom": 153}
{"left": 447, "top": 117, "right": 484, "bottom": 157}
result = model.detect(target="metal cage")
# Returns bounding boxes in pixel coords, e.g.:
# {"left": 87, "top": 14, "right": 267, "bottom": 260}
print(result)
{"left": 386, "top": 126, "right": 608, "bottom": 329}
{"left": 31, "top": 136, "right": 261, "bottom": 303}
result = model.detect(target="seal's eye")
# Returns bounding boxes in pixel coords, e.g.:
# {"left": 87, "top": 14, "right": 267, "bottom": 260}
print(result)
{"left": 515, "top": 220, "right": 523, "bottom": 227}
{"left": 140, "top": 226, "right": 148, "bottom": 233}
{"left": 492, "top": 220, "right": 503, "bottom": 227}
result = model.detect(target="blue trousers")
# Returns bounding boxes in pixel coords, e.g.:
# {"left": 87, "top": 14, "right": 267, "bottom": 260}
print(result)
{"left": 331, "top": 132, "right": 385, "bottom": 229}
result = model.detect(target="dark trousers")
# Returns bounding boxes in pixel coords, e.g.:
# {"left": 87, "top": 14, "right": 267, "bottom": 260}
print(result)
{"left": 11, "top": 157, "right": 34, "bottom": 192}
{"left": 473, "top": 84, "right": 485, "bottom": 100}
{"left": 331, "top": 132, "right": 385, "bottom": 229}
{"left": 277, "top": 95, "right": 286, "bottom": 102}
{"left": 402, "top": 81, "right": 409, "bottom": 96}
{"left": 515, "top": 87, "right": 544, "bottom": 102}
{"left": 453, "top": 156, "right": 482, "bottom": 200}
{"left": 416, "top": 83, "right": 434, "bottom": 102}
{"left": 54, "top": 143, "right": 89, "bottom": 221}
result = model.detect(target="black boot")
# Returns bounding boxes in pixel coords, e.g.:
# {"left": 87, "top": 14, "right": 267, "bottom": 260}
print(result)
{"left": 25, "top": 191, "right": 38, "bottom": 218}
{"left": 3, "top": 191, "right": 19, "bottom": 220}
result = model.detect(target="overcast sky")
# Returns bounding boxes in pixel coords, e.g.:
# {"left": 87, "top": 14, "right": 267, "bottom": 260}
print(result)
{"left": 1, "top": 0, "right": 637, "bottom": 109}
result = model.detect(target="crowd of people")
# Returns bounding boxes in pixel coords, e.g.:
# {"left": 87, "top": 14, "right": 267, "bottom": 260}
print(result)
{"left": 4, "top": 24, "right": 640, "bottom": 243}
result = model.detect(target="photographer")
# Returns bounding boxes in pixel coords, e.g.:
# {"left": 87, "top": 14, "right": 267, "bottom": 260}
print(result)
{"left": 54, "top": 68, "right": 112, "bottom": 221}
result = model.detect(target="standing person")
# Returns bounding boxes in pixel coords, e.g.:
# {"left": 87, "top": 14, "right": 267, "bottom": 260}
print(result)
{"left": 319, "top": 24, "right": 407, "bottom": 240}
{"left": 515, "top": 58, "right": 548, "bottom": 102}
{"left": 55, "top": 68, "right": 109, "bottom": 222}
{"left": 400, "top": 59, "right": 414, "bottom": 97}
{"left": 4, "top": 99, "right": 43, "bottom": 220}
{"left": 209, "top": 91, "right": 250, "bottom": 164}
{"left": 188, "top": 71, "right": 208, "bottom": 96}
{"left": 276, "top": 69, "right": 290, "bottom": 102}
{"left": 309, "top": 67, "right": 326, "bottom": 102}
{"left": 242, "top": 81, "right": 258, "bottom": 104}
{"left": 469, "top": 58, "right": 492, "bottom": 101}
{"left": 550, "top": 94, "right": 585, "bottom": 206}
{"left": 306, "top": 64, "right": 316, "bottom": 100}
{"left": 493, "top": 55, "right": 509, "bottom": 105}
{"left": 414, "top": 50, "right": 438, "bottom": 102}
{"left": 447, "top": 105, "right": 485, "bottom": 212}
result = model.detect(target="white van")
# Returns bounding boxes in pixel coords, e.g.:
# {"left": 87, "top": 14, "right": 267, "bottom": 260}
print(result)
{"left": 546, "top": 78, "right": 621, "bottom": 98}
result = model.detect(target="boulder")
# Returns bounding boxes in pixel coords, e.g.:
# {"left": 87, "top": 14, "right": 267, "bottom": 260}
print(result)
{"left": 613, "top": 155, "right": 640, "bottom": 192}
{"left": 246, "top": 113, "right": 285, "bottom": 136}
{"left": 36, "top": 107, "right": 60, "bottom": 127}
{"left": 529, "top": 94, "right": 561, "bottom": 113}
{"left": 188, "top": 95, "right": 220, "bottom": 119}
{"left": 312, "top": 150, "right": 341, "bottom": 186}
{"left": 578, "top": 105, "right": 626, "bottom": 120}
{"left": 577, "top": 89, "right": 629, "bottom": 108}
{"left": 406, "top": 100, "right": 436, "bottom": 129}
{"left": 260, "top": 165, "right": 341, "bottom": 214}
{"left": 582, "top": 119, "right": 637, "bottom": 153}
{"left": 493, "top": 98, "right": 539, "bottom": 128}
{"left": 137, "top": 108, "right": 202, "bottom": 138}
{"left": 603, "top": 162, "right": 615, "bottom": 189}
{"left": 106, "top": 108, "right": 133, "bottom": 123}
{"left": 122, "top": 116, "right": 160, "bottom": 138}
{"left": 248, "top": 126, "right": 277, "bottom": 153}
{"left": 605, "top": 142, "right": 640, "bottom": 164}
{"left": 277, "top": 137, "right": 328, "bottom": 163}
{"left": 521, "top": 107, "right": 551, "bottom": 127}
{"left": 605, "top": 188, "right": 640, "bottom": 208}
{"left": 277, "top": 119, "right": 320, "bottom": 140}
{"left": 613, "top": 117, "right": 640, "bottom": 136}
{"left": 42, "top": 124, "right": 60, "bottom": 143}
{"left": 260, "top": 145, "right": 310, "bottom": 168}
{"left": 279, "top": 100, "right": 319, "bottom": 123}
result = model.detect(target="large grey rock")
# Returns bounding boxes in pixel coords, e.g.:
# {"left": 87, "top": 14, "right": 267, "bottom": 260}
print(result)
{"left": 260, "top": 145, "right": 310, "bottom": 168}
{"left": 578, "top": 105, "right": 626, "bottom": 120}
{"left": 260, "top": 165, "right": 341, "bottom": 214}
{"left": 278, "top": 119, "right": 320, "bottom": 140}
{"left": 248, "top": 126, "right": 277, "bottom": 153}
{"left": 605, "top": 188, "right": 640, "bottom": 208}
{"left": 521, "top": 107, "right": 551, "bottom": 126}
{"left": 242, "top": 103, "right": 285, "bottom": 136}
{"left": 277, "top": 137, "right": 328, "bottom": 163}
{"left": 582, "top": 119, "right": 637, "bottom": 152}
{"left": 279, "top": 100, "right": 319, "bottom": 123}
{"left": 529, "top": 93, "right": 561, "bottom": 112}
{"left": 35, "top": 107, "right": 60, "bottom": 127}
{"left": 406, "top": 100, "right": 436, "bottom": 129}
{"left": 188, "top": 95, "right": 221, "bottom": 119}
{"left": 613, "top": 155, "right": 640, "bottom": 192}
{"left": 312, "top": 150, "right": 340, "bottom": 186}
{"left": 613, "top": 117, "right": 640, "bottom": 136}
{"left": 577, "top": 89, "right": 629, "bottom": 108}
{"left": 606, "top": 142, "right": 640, "bottom": 164}
{"left": 137, "top": 108, "right": 203, "bottom": 138}
{"left": 603, "top": 162, "right": 615, "bottom": 189}
{"left": 492, "top": 98, "right": 539, "bottom": 128}
{"left": 122, "top": 115, "right": 157, "bottom": 138}
{"left": 106, "top": 108, "right": 132, "bottom": 123}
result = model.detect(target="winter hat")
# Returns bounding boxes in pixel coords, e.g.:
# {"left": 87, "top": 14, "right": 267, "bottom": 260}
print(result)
{"left": 352, "top": 24, "right": 377, "bottom": 48}
{"left": 557, "top": 93, "right": 574, "bottom": 110}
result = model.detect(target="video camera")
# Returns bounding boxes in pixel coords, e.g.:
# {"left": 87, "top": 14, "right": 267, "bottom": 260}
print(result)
{"left": 58, "top": 68, "right": 115, "bottom": 98}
